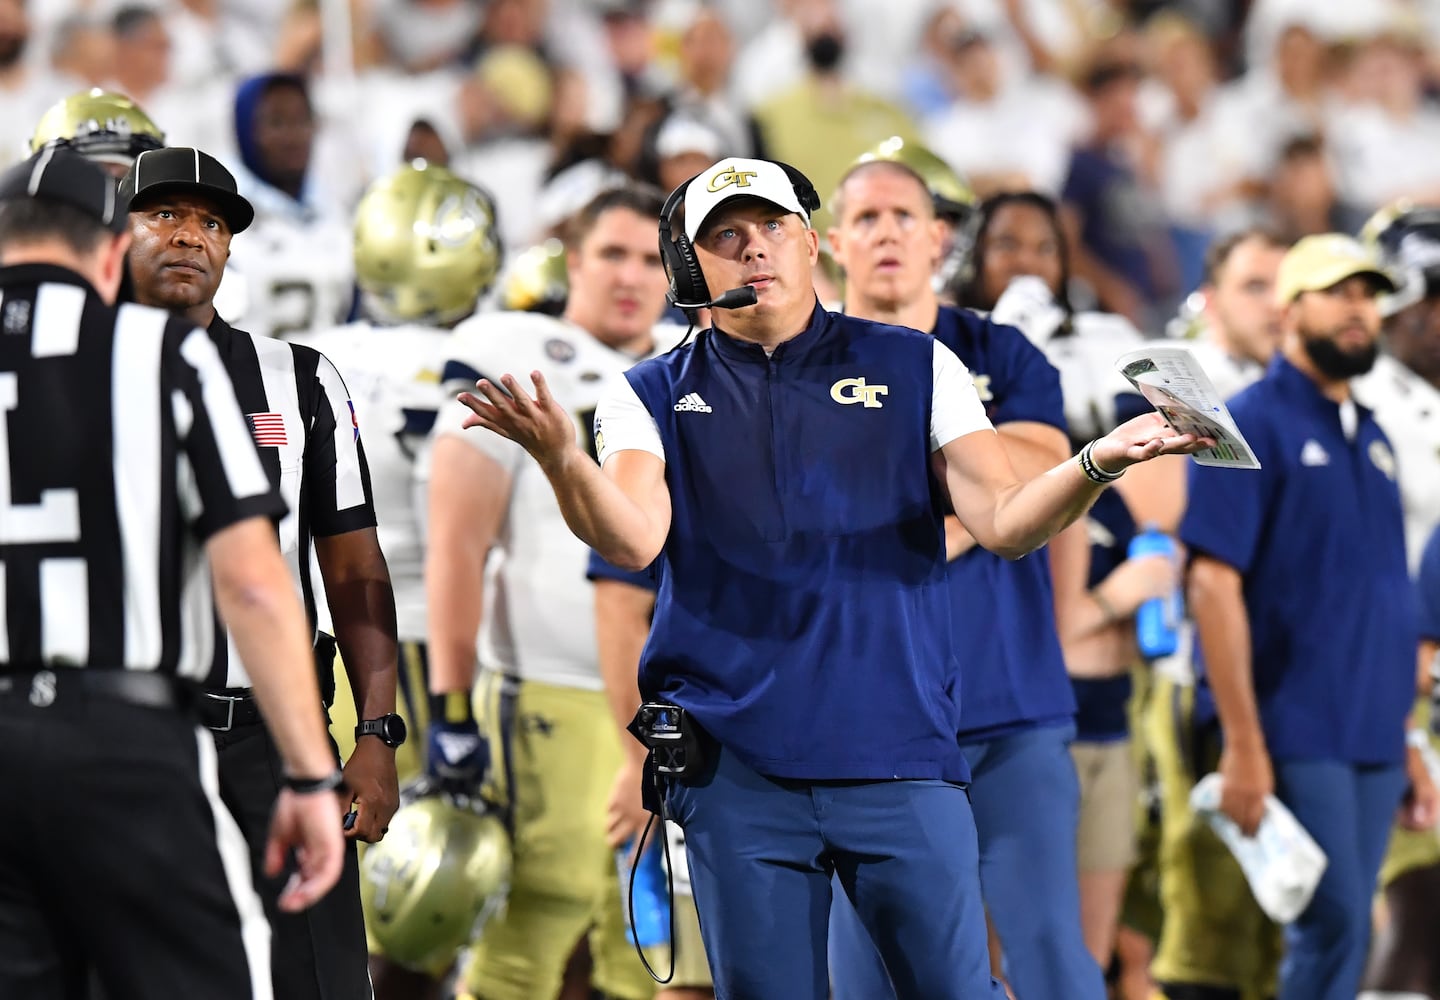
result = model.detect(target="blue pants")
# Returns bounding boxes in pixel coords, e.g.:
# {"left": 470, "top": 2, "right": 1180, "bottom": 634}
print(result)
{"left": 664, "top": 742, "right": 1004, "bottom": 1000}
{"left": 830, "top": 723, "right": 1104, "bottom": 1000}
{"left": 1274, "top": 759, "right": 1407, "bottom": 1000}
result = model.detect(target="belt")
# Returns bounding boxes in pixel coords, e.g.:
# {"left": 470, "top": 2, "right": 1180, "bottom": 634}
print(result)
{"left": 198, "top": 687, "right": 264, "bottom": 732}
{"left": 0, "top": 669, "right": 191, "bottom": 711}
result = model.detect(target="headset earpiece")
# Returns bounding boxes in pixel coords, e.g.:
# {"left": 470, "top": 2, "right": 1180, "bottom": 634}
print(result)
{"left": 659, "top": 175, "right": 710, "bottom": 309}
{"left": 775, "top": 161, "right": 822, "bottom": 217}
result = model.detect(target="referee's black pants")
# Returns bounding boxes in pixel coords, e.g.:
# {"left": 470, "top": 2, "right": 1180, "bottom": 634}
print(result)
{"left": 0, "top": 682, "right": 267, "bottom": 999}
{"left": 214, "top": 721, "right": 371, "bottom": 1000}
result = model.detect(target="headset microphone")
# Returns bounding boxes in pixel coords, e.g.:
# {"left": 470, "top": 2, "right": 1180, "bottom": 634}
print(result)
{"left": 671, "top": 285, "right": 759, "bottom": 312}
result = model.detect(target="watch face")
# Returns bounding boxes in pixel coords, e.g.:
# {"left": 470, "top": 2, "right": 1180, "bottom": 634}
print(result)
{"left": 381, "top": 714, "right": 407, "bottom": 746}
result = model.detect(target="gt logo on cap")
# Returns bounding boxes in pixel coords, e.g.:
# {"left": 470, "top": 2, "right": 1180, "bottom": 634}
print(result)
{"left": 707, "top": 166, "right": 759, "bottom": 193}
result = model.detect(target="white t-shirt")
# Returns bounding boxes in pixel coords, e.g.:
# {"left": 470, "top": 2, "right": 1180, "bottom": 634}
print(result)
{"left": 426, "top": 313, "right": 683, "bottom": 690}
{"left": 594, "top": 337, "right": 992, "bottom": 464}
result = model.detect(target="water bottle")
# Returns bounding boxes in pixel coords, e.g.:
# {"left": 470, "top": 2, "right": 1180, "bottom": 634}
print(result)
{"left": 1128, "top": 524, "right": 1181, "bottom": 659}
{"left": 616, "top": 837, "right": 670, "bottom": 947}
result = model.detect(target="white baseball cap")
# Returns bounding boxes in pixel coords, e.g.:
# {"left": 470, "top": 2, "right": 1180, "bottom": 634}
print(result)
{"left": 682, "top": 157, "right": 809, "bottom": 241}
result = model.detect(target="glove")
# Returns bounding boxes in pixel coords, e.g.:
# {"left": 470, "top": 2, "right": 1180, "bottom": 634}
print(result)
{"left": 426, "top": 718, "right": 489, "bottom": 794}
{"left": 990, "top": 274, "right": 1066, "bottom": 348}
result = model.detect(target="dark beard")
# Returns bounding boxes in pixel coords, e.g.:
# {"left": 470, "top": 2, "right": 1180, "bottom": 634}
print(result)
{"left": 0, "top": 36, "right": 24, "bottom": 70}
{"left": 1302, "top": 334, "right": 1379, "bottom": 379}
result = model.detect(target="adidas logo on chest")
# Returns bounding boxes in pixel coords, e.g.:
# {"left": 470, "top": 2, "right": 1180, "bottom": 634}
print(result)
{"left": 674, "top": 392, "right": 712, "bottom": 413}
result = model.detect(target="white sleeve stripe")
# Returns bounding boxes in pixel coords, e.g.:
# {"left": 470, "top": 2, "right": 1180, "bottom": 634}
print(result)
{"left": 178, "top": 328, "right": 272, "bottom": 500}
{"left": 315, "top": 355, "right": 368, "bottom": 511}
{"left": 930, "top": 338, "right": 994, "bottom": 451}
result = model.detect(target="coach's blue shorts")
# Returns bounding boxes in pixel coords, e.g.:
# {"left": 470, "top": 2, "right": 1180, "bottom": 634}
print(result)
{"left": 663, "top": 741, "right": 1003, "bottom": 1000}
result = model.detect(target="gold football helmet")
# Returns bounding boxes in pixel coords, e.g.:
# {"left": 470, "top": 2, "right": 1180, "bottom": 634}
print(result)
{"left": 499, "top": 238, "right": 569, "bottom": 315}
{"left": 353, "top": 161, "right": 503, "bottom": 327}
{"left": 360, "top": 792, "right": 512, "bottom": 973}
{"left": 854, "top": 136, "right": 977, "bottom": 221}
{"left": 30, "top": 89, "right": 165, "bottom": 170}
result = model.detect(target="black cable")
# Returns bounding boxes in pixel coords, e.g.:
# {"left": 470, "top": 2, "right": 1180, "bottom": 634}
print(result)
{"left": 626, "top": 768, "right": 677, "bottom": 984}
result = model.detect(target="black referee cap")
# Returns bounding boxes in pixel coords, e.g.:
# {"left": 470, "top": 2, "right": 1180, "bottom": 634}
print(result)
{"left": 120, "top": 147, "right": 255, "bottom": 234}
{"left": 0, "top": 146, "right": 127, "bottom": 234}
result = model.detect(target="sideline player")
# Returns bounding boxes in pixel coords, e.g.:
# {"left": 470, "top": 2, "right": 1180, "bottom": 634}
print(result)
{"left": 821, "top": 154, "right": 1103, "bottom": 999}
{"left": 29, "top": 88, "right": 165, "bottom": 178}
{"left": 293, "top": 161, "right": 504, "bottom": 999}
{"left": 423, "top": 184, "right": 675, "bottom": 1000}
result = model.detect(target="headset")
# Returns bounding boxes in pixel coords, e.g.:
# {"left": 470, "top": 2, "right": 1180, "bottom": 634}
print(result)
{"left": 657, "top": 160, "right": 822, "bottom": 321}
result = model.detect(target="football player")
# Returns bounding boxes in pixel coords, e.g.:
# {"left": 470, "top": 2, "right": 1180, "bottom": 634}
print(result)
{"left": 423, "top": 184, "right": 677, "bottom": 1000}
{"left": 295, "top": 160, "right": 503, "bottom": 999}
{"left": 29, "top": 88, "right": 165, "bottom": 178}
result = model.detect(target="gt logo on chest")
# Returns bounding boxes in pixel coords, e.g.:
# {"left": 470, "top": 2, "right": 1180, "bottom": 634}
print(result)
{"left": 831, "top": 377, "right": 889, "bottom": 408}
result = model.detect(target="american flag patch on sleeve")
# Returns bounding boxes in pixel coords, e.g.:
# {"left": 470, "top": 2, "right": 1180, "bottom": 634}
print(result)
{"left": 247, "top": 412, "right": 288, "bottom": 446}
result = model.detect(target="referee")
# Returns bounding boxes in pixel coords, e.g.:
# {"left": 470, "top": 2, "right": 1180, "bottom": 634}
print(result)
{"left": 0, "top": 149, "right": 343, "bottom": 996}
{"left": 118, "top": 147, "right": 400, "bottom": 999}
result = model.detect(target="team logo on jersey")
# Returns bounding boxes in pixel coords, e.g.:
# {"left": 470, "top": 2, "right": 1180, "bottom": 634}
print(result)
{"left": 972, "top": 374, "right": 993, "bottom": 403}
{"left": 347, "top": 400, "right": 360, "bottom": 441}
{"left": 247, "top": 412, "right": 288, "bottom": 447}
{"left": 1369, "top": 439, "right": 1397, "bottom": 480}
{"left": 545, "top": 338, "right": 576, "bottom": 363}
{"left": 707, "top": 166, "right": 758, "bottom": 193}
{"left": 830, "top": 377, "right": 889, "bottom": 409}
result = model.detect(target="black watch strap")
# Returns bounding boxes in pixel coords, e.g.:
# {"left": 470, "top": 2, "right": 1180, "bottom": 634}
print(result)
{"left": 356, "top": 713, "right": 406, "bottom": 748}
{"left": 284, "top": 769, "right": 346, "bottom": 795}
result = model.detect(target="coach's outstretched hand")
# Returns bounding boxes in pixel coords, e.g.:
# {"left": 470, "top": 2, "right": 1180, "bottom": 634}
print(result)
{"left": 459, "top": 372, "right": 581, "bottom": 469}
{"left": 1090, "top": 411, "right": 1215, "bottom": 473}
{"left": 267, "top": 788, "right": 346, "bottom": 912}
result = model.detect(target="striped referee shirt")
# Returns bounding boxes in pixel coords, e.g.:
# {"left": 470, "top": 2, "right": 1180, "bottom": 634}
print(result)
{"left": 0, "top": 265, "right": 284, "bottom": 680}
{"left": 206, "top": 315, "right": 376, "bottom": 689}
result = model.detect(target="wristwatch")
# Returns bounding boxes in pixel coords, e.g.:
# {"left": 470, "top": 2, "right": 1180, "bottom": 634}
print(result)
{"left": 356, "top": 713, "right": 407, "bottom": 748}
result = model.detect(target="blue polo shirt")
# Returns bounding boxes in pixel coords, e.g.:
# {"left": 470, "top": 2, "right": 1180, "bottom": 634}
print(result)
{"left": 1420, "top": 525, "right": 1440, "bottom": 642}
{"left": 612, "top": 304, "right": 972, "bottom": 782}
{"left": 931, "top": 307, "right": 1076, "bottom": 741}
{"left": 1181, "top": 356, "right": 1416, "bottom": 765}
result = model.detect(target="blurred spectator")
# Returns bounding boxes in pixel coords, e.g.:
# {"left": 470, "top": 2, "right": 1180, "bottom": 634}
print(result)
{"left": 923, "top": 28, "right": 1081, "bottom": 197}
{"left": 0, "top": 0, "right": 60, "bottom": 171}
{"left": 1145, "top": 13, "right": 1258, "bottom": 293}
{"left": 106, "top": 5, "right": 230, "bottom": 154}
{"left": 732, "top": 0, "right": 813, "bottom": 110}
{"left": 450, "top": 45, "right": 555, "bottom": 249}
{"left": 637, "top": 112, "right": 722, "bottom": 192}
{"left": 49, "top": 14, "right": 114, "bottom": 90}
{"left": 1061, "top": 55, "right": 1176, "bottom": 330}
{"left": 1264, "top": 134, "right": 1341, "bottom": 242}
{"left": 1210, "top": 20, "right": 1333, "bottom": 194}
{"left": 372, "top": 0, "right": 482, "bottom": 73}
{"left": 1327, "top": 26, "right": 1440, "bottom": 220}
{"left": 665, "top": 5, "right": 760, "bottom": 158}
{"left": 226, "top": 72, "right": 357, "bottom": 340}
{"left": 899, "top": 5, "right": 968, "bottom": 119}
{"left": 751, "top": 0, "right": 917, "bottom": 235}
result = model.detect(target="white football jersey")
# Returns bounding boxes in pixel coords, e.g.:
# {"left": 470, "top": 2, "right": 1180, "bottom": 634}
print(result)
{"left": 227, "top": 209, "right": 356, "bottom": 341}
{"left": 1038, "top": 311, "right": 1147, "bottom": 442}
{"left": 1354, "top": 353, "right": 1440, "bottom": 573}
{"left": 427, "top": 312, "right": 681, "bottom": 690}
{"left": 291, "top": 321, "right": 451, "bottom": 641}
